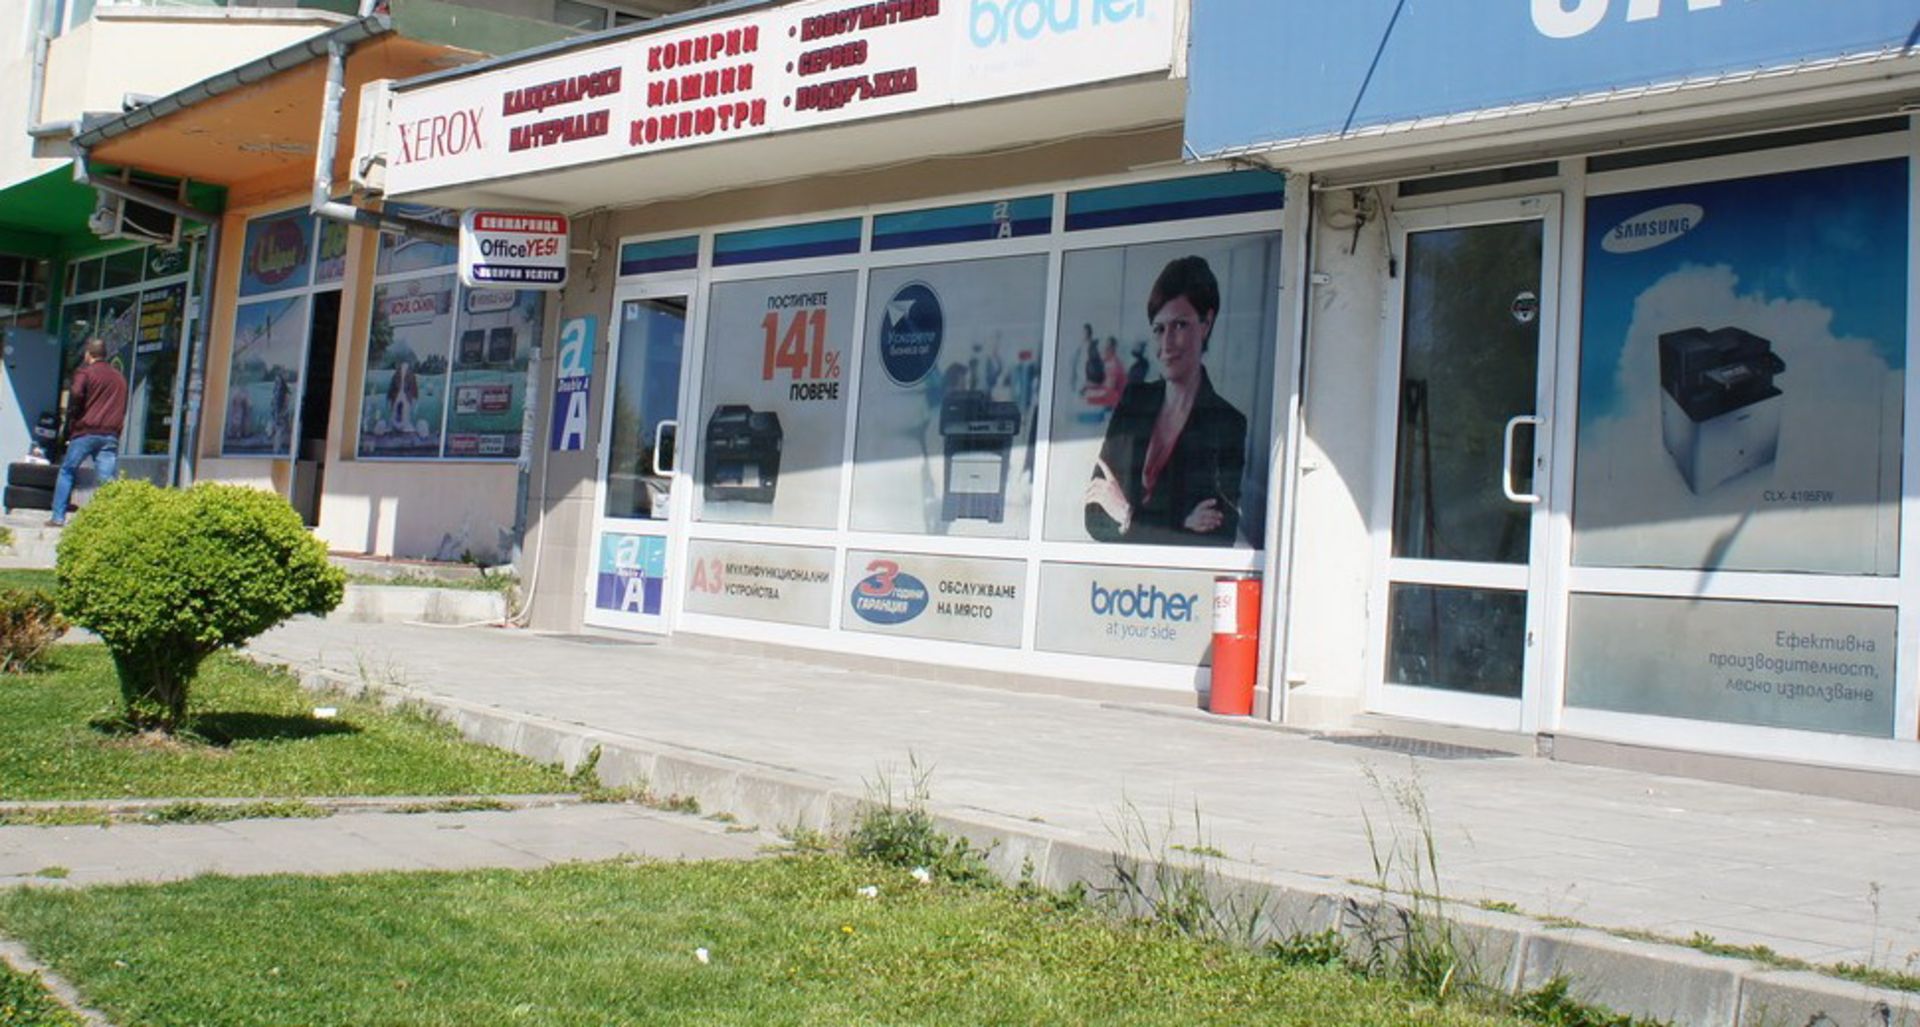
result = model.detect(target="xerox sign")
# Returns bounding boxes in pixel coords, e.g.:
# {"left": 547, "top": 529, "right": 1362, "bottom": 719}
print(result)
{"left": 385, "top": 0, "right": 1176, "bottom": 197}
{"left": 1035, "top": 562, "right": 1216, "bottom": 666}
{"left": 1186, "top": 0, "right": 1917, "bottom": 157}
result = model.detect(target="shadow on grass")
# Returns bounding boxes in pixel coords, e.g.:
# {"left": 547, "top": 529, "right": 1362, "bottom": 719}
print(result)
{"left": 86, "top": 712, "right": 362, "bottom": 748}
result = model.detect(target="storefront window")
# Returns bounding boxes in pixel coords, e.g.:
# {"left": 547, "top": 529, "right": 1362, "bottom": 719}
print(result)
{"left": 358, "top": 207, "right": 545, "bottom": 462}
{"left": 1573, "top": 159, "right": 1908, "bottom": 576}
{"left": 225, "top": 209, "right": 327, "bottom": 459}
{"left": 693, "top": 271, "right": 856, "bottom": 528}
{"left": 850, "top": 254, "right": 1048, "bottom": 538}
{"left": 1042, "top": 232, "right": 1281, "bottom": 549}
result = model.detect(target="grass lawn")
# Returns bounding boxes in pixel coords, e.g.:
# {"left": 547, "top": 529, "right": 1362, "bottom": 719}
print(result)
{"left": 0, "top": 963, "right": 81, "bottom": 1026}
{"left": 346, "top": 570, "right": 516, "bottom": 593}
{"left": 0, "top": 646, "right": 571, "bottom": 801}
{"left": 0, "top": 857, "right": 1536, "bottom": 1027}
{"left": 0, "top": 569, "right": 54, "bottom": 594}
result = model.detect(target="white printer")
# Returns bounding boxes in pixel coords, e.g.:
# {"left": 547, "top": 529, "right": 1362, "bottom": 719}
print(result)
{"left": 1658, "top": 327, "right": 1787, "bottom": 494}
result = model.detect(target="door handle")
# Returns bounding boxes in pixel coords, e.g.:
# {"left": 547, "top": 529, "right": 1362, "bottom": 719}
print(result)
{"left": 651, "top": 419, "right": 678, "bottom": 477}
{"left": 1502, "top": 415, "right": 1544, "bottom": 504}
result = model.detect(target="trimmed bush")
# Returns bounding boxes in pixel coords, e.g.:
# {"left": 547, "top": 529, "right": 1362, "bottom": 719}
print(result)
{"left": 0, "top": 588, "right": 65, "bottom": 673}
{"left": 55, "top": 481, "right": 345, "bottom": 731}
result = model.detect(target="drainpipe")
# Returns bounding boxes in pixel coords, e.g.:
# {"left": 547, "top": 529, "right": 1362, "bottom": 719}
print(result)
{"left": 312, "top": 38, "right": 455, "bottom": 244}
{"left": 27, "top": 26, "right": 82, "bottom": 141}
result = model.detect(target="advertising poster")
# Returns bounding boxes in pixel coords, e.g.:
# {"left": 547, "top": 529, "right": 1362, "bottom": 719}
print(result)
{"left": 1044, "top": 233, "right": 1281, "bottom": 549}
{"left": 683, "top": 540, "right": 835, "bottom": 627}
{"left": 444, "top": 288, "right": 544, "bottom": 460}
{"left": 695, "top": 271, "right": 855, "bottom": 529}
{"left": 844, "top": 551, "right": 1025, "bottom": 648}
{"left": 1565, "top": 593, "right": 1896, "bottom": 738}
{"left": 594, "top": 532, "right": 667, "bottom": 617}
{"left": 223, "top": 295, "right": 309, "bottom": 457}
{"left": 1575, "top": 160, "right": 1908, "bottom": 576}
{"left": 94, "top": 293, "right": 138, "bottom": 377}
{"left": 551, "top": 315, "right": 597, "bottom": 452}
{"left": 130, "top": 284, "right": 184, "bottom": 455}
{"left": 359, "top": 275, "right": 454, "bottom": 459}
{"left": 850, "top": 255, "right": 1047, "bottom": 538}
{"left": 238, "top": 209, "right": 314, "bottom": 298}
{"left": 314, "top": 217, "right": 349, "bottom": 285}
{"left": 1035, "top": 562, "right": 1216, "bottom": 667}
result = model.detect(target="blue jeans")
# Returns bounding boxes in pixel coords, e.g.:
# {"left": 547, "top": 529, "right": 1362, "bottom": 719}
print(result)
{"left": 50, "top": 433, "right": 118, "bottom": 524}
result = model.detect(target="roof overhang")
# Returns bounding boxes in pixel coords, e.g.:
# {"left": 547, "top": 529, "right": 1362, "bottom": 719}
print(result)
{"left": 73, "top": 0, "right": 581, "bottom": 207}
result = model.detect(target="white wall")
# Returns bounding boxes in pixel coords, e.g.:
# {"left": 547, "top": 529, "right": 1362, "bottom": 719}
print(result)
{"left": 1281, "top": 187, "right": 1392, "bottom": 726}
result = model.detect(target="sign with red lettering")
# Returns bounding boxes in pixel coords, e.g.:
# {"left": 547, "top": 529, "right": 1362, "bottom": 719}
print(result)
{"left": 458, "top": 209, "right": 570, "bottom": 290}
{"left": 385, "top": 0, "right": 1175, "bottom": 197}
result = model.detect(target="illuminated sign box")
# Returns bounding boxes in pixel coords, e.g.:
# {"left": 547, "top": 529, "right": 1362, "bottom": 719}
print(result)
{"left": 458, "top": 210, "right": 569, "bottom": 290}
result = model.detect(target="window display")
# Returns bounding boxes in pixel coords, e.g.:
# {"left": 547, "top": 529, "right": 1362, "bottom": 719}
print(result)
{"left": 694, "top": 271, "right": 855, "bottom": 528}
{"left": 851, "top": 255, "right": 1047, "bottom": 537}
{"left": 222, "top": 295, "right": 309, "bottom": 457}
{"left": 1044, "top": 233, "right": 1281, "bottom": 549}
{"left": 1574, "top": 160, "right": 1908, "bottom": 575}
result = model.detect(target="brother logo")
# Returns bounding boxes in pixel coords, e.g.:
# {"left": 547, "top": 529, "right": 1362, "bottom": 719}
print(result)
{"left": 1089, "top": 581, "right": 1197, "bottom": 622}
{"left": 970, "top": 0, "right": 1147, "bottom": 47}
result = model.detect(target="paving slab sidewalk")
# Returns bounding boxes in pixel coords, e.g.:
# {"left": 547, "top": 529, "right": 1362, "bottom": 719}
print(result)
{"left": 0, "top": 804, "right": 772, "bottom": 889}
{"left": 242, "top": 617, "right": 1920, "bottom": 1026}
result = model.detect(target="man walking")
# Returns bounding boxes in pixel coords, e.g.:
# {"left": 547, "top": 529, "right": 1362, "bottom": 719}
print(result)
{"left": 50, "top": 338, "right": 127, "bottom": 526}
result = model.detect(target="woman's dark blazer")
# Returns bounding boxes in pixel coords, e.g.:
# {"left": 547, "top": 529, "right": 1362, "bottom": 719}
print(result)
{"left": 1084, "top": 370, "right": 1247, "bottom": 546}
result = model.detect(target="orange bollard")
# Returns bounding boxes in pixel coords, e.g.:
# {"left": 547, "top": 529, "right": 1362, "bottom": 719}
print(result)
{"left": 1208, "top": 575, "right": 1262, "bottom": 717}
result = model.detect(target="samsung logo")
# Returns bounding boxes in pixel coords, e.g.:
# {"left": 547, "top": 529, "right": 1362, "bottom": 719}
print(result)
{"left": 1533, "top": 0, "right": 1726, "bottom": 41}
{"left": 1602, "top": 204, "right": 1704, "bottom": 254}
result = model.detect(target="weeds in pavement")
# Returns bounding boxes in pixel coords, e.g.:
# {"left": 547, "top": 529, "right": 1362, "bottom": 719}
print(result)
{"left": 1510, "top": 978, "right": 1668, "bottom": 1027}
{"left": 845, "top": 755, "right": 992, "bottom": 887}
{"left": 1351, "top": 765, "right": 1470, "bottom": 1002}
{"left": 1102, "top": 799, "right": 1272, "bottom": 947}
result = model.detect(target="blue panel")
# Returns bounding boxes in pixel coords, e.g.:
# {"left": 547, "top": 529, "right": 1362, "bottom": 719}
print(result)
{"left": 871, "top": 196, "right": 1053, "bottom": 250}
{"left": 1065, "top": 172, "right": 1284, "bottom": 231}
{"left": 1186, "top": 1, "right": 1920, "bottom": 157}
{"left": 713, "top": 218, "right": 863, "bottom": 266}
{"left": 619, "top": 236, "right": 700, "bottom": 276}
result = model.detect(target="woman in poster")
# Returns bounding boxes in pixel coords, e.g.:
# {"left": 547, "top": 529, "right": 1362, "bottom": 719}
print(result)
{"left": 1083, "top": 255, "right": 1247, "bottom": 546}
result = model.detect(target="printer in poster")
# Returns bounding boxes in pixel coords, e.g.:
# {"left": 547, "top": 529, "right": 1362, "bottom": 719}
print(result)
{"left": 851, "top": 255, "right": 1047, "bottom": 537}
{"left": 696, "top": 271, "right": 855, "bottom": 528}
{"left": 1575, "top": 160, "right": 1907, "bottom": 576}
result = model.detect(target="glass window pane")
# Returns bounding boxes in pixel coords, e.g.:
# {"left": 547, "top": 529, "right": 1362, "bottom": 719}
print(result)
{"left": 359, "top": 275, "right": 456, "bottom": 459}
{"left": 101, "top": 247, "right": 145, "bottom": 290}
{"left": 1043, "top": 233, "right": 1281, "bottom": 548}
{"left": 553, "top": 0, "right": 609, "bottom": 30}
{"left": 851, "top": 254, "right": 1048, "bottom": 538}
{"left": 71, "top": 258, "right": 101, "bottom": 296}
{"left": 129, "top": 284, "right": 186, "bottom": 455}
{"left": 445, "top": 288, "right": 543, "bottom": 460}
{"left": 1392, "top": 221, "right": 1542, "bottom": 564}
{"left": 223, "top": 295, "right": 309, "bottom": 458}
{"left": 1573, "top": 159, "right": 1907, "bottom": 575}
{"left": 605, "top": 297, "right": 686, "bottom": 520}
{"left": 1387, "top": 583, "right": 1525, "bottom": 698}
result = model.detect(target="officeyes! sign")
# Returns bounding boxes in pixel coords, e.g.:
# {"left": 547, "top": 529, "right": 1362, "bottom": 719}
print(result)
{"left": 458, "top": 210, "right": 570, "bottom": 290}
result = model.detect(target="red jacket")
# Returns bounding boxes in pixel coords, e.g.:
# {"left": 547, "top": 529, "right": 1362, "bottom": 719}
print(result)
{"left": 68, "top": 360, "right": 128, "bottom": 440}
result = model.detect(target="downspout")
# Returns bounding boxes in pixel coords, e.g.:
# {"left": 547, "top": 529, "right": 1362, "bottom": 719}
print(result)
{"left": 312, "top": 38, "right": 455, "bottom": 244}
{"left": 27, "top": 24, "right": 82, "bottom": 140}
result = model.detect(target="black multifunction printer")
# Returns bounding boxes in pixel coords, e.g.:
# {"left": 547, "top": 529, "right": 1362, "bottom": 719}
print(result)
{"left": 1658, "top": 327, "right": 1787, "bottom": 494}
{"left": 703, "top": 404, "right": 783, "bottom": 504}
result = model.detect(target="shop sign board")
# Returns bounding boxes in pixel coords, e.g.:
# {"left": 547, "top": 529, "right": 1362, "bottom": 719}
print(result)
{"left": 1565, "top": 594, "right": 1896, "bottom": 738}
{"left": 1186, "top": 1, "right": 1920, "bottom": 157}
{"left": 683, "top": 539, "right": 836, "bottom": 626}
{"left": 459, "top": 210, "right": 569, "bottom": 289}
{"left": 843, "top": 551, "right": 1025, "bottom": 648}
{"left": 387, "top": 0, "right": 1177, "bottom": 195}
{"left": 1035, "top": 562, "right": 1215, "bottom": 666}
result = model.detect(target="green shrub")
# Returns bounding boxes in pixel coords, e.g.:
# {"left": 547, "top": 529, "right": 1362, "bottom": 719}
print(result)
{"left": 0, "top": 588, "right": 65, "bottom": 673}
{"left": 55, "top": 481, "right": 345, "bottom": 732}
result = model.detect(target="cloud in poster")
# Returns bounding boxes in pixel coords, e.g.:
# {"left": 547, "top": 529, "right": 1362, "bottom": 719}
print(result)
{"left": 1574, "top": 265, "right": 1901, "bottom": 575}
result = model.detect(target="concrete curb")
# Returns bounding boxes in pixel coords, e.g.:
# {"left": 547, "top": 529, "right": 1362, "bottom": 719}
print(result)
{"left": 328, "top": 584, "right": 508, "bottom": 626}
{"left": 0, "top": 935, "right": 114, "bottom": 1026}
{"left": 272, "top": 658, "right": 1918, "bottom": 1027}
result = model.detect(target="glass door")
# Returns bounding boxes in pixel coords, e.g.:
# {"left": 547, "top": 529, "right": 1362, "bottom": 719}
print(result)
{"left": 585, "top": 281, "right": 695, "bottom": 633}
{"left": 1369, "top": 198, "right": 1561, "bottom": 730}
